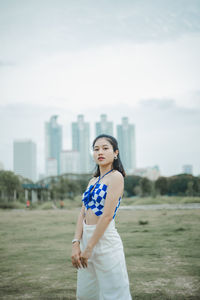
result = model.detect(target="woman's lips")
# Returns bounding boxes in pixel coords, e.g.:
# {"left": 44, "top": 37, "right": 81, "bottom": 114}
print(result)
{"left": 98, "top": 157, "right": 105, "bottom": 160}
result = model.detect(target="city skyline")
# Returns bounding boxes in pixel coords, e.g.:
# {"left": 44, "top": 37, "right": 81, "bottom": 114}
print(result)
{"left": 0, "top": 1, "right": 199, "bottom": 177}
{"left": 9, "top": 113, "right": 198, "bottom": 180}
{"left": 12, "top": 114, "right": 138, "bottom": 180}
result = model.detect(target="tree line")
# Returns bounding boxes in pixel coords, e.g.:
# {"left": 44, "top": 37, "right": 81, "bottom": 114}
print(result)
{"left": 124, "top": 174, "right": 200, "bottom": 197}
{"left": 0, "top": 170, "right": 200, "bottom": 207}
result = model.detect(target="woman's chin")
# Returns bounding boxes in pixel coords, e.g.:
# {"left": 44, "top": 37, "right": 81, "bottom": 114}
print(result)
{"left": 97, "top": 161, "right": 112, "bottom": 167}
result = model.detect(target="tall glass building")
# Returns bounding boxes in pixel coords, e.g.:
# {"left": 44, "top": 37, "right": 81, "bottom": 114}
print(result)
{"left": 182, "top": 165, "right": 193, "bottom": 175}
{"left": 72, "top": 115, "right": 91, "bottom": 174}
{"left": 95, "top": 114, "right": 113, "bottom": 136}
{"left": 13, "top": 139, "right": 37, "bottom": 181}
{"left": 117, "top": 117, "right": 136, "bottom": 174}
{"left": 60, "top": 150, "right": 80, "bottom": 174}
{"left": 45, "top": 115, "right": 62, "bottom": 176}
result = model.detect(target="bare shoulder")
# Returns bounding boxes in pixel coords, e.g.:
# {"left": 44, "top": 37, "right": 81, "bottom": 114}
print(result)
{"left": 109, "top": 170, "right": 124, "bottom": 185}
{"left": 88, "top": 176, "right": 97, "bottom": 185}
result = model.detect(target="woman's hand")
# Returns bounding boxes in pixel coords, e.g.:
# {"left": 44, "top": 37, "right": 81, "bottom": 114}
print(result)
{"left": 80, "top": 246, "right": 93, "bottom": 268}
{"left": 71, "top": 242, "right": 82, "bottom": 269}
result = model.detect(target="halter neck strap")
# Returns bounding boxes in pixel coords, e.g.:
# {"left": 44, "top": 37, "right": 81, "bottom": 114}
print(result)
{"left": 97, "top": 169, "right": 114, "bottom": 183}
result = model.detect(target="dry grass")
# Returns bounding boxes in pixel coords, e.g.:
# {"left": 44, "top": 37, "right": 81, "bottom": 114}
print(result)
{"left": 0, "top": 208, "right": 200, "bottom": 299}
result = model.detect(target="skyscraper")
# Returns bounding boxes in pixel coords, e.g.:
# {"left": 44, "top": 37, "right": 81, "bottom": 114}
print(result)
{"left": 95, "top": 114, "right": 113, "bottom": 136}
{"left": 45, "top": 115, "right": 62, "bottom": 176}
{"left": 46, "top": 158, "right": 57, "bottom": 177}
{"left": 182, "top": 165, "right": 193, "bottom": 175}
{"left": 117, "top": 117, "right": 136, "bottom": 174}
{"left": 13, "top": 139, "right": 37, "bottom": 181}
{"left": 60, "top": 150, "right": 81, "bottom": 174}
{"left": 72, "top": 115, "right": 91, "bottom": 173}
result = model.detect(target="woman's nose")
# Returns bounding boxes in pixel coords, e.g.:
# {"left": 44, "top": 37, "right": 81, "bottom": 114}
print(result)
{"left": 98, "top": 148, "right": 103, "bottom": 154}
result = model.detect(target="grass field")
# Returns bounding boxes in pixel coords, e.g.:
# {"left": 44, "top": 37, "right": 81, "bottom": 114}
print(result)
{"left": 0, "top": 208, "right": 200, "bottom": 299}
{"left": 122, "top": 196, "right": 200, "bottom": 206}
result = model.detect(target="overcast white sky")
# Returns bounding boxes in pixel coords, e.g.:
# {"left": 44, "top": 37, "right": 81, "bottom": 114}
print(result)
{"left": 0, "top": 0, "right": 200, "bottom": 178}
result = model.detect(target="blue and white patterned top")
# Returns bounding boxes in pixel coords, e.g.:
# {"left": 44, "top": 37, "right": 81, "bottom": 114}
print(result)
{"left": 82, "top": 170, "right": 121, "bottom": 219}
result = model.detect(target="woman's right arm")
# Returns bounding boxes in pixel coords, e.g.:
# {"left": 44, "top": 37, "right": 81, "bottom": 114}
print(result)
{"left": 71, "top": 178, "right": 94, "bottom": 268}
{"left": 73, "top": 203, "right": 85, "bottom": 241}
{"left": 72, "top": 176, "right": 94, "bottom": 242}
{"left": 71, "top": 204, "right": 85, "bottom": 269}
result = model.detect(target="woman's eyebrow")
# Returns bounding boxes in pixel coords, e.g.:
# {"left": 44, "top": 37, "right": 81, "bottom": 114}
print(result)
{"left": 94, "top": 144, "right": 109, "bottom": 148}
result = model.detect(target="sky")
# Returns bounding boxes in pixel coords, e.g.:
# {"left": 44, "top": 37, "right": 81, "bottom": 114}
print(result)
{"left": 0, "top": 0, "right": 200, "bottom": 178}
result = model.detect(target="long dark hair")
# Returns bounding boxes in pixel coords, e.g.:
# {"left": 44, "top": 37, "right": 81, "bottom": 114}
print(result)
{"left": 92, "top": 134, "right": 126, "bottom": 177}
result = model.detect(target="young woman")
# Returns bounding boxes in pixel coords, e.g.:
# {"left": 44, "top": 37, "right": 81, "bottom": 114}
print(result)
{"left": 71, "top": 134, "right": 132, "bottom": 300}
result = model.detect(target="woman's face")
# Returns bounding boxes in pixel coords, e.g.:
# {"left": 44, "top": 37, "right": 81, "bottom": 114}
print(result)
{"left": 93, "top": 138, "right": 118, "bottom": 167}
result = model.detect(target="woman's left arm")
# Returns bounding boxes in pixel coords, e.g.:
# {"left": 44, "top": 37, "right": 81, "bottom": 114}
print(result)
{"left": 80, "top": 172, "right": 124, "bottom": 267}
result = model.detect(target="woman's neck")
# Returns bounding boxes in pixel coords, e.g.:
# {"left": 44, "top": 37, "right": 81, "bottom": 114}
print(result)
{"left": 99, "top": 164, "right": 113, "bottom": 178}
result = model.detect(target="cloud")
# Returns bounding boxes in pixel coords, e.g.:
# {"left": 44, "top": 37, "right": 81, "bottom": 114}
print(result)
{"left": 183, "top": 90, "right": 200, "bottom": 108}
{"left": 139, "top": 98, "right": 175, "bottom": 110}
{"left": 46, "top": 0, "right": 200, "bottom": 44}
{"left": 0, "top": 0, "right": 200, "bottom": 63}
{"left": 137, "top": 98, "right": 200, "bottom": 131}
{"left": 0, "top": 60, "right": 16, "bottom": 67}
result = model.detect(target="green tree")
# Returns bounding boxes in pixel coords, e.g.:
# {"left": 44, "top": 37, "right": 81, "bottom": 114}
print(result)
{"left": 155, "top": 176, "right": 168, "bottom": 195}
{"left": 67, "top": 180, "right": 80, "bottom": 199}
{"left": 124, "top": 175, "right": 141, "bottom": 196}
{"left": 49, "top": 176, "right": 81, "bottom": 201}
{"left": 151, "top": 181, "right": 158, "bottom": 198}
{"left": 133, "top": 185, "right": 142, "bottom": 196}
{"left": 168, "top": 174, "right": 194, "bottom": 196}
{"left": 192, "top": 177, "right": 200, "bottom": 196}
{"left": 139, "top": 177, "right": 152, "bottom": 197}
{"left": 0, "top": 171, "right": 21, "bottom": 201}
{"left": 186, "top": 181, "right": 194, "bottom": 196}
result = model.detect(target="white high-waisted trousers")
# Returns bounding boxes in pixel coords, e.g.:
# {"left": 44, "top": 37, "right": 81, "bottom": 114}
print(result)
{"left": 76, "top": 219, "right": 132, "bottom": 300}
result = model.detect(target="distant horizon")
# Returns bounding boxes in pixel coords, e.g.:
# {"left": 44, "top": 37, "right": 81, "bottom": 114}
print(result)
{"left": 1, "top": 167, "right": 198, "bottom": 183}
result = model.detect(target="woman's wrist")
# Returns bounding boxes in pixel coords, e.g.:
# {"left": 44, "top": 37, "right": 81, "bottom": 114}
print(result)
{"left": 72, "top": 238, "right": 80, "bottom": 244}
{"left": 86, "top": 243, "right": 94, "bottom": 251}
